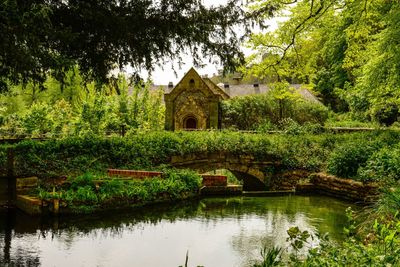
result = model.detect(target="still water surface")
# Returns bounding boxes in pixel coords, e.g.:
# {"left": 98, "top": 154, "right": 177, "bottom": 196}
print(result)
{"left": 0, "top": 195, "right": 356, "bottom": 267}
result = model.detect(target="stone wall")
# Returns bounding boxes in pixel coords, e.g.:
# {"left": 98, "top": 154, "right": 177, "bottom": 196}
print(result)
{"left": 173, "top": 90, "right": 209, "bottom": 130}
{"left": 308, "top": 173, "right": 379, "bottom": 202}
{"left": 267, "top": 170, "right": 379, "bottom": 202}
{"left": 269, "top": 170, "right": 311, "bottom": 191}
{"left": 164, "top": 68, "right": 225, "bottom": 131}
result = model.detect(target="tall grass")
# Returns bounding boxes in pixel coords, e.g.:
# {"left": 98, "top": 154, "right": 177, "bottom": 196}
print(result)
{"left": 37, "top": 169, "right": 202, "bottom": 213}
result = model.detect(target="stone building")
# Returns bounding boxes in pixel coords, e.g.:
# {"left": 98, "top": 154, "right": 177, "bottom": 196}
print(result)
{"left": 162, "top": 67, "right": 322, "bottom": 131}
{"left": 164, "top": 68, "right": 229, "bottom": 131}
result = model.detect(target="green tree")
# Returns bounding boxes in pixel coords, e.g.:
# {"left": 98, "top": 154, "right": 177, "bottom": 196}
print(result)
{"left": 269, "top": 82, "right": 300, "bottom": 120}
{"left": 353, "top": 1, "right": 400, "bottom": 125}
{"left": 0, "top": 0, "right": 266, "bottom": 91}
{"left": 74, "top": 94, "right": 108, "bottom": 136}
{"left": 245, "top": 0, "right": 395, "bottom": 116}
{"left": 50, "top": 99, "right": 74, "bottom": 135}
{"left": 21, "top": 102, "right": 54, "bottom": 135}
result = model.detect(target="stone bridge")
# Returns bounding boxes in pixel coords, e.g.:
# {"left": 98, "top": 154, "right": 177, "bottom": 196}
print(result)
{"left": 170, "top": 152, "right": 281, "bottom": 190}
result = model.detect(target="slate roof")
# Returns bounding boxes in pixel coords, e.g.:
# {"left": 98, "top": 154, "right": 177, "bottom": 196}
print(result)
{"left": 151, "top": 83, "right": 321, "bottom": 104}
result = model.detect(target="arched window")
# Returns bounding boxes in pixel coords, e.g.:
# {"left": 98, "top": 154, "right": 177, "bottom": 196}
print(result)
{"left": 189, "top": 79, "right": 195, "bottom": 88}
{"left": 184, "top": 116, "right": 197, "bottom": 129}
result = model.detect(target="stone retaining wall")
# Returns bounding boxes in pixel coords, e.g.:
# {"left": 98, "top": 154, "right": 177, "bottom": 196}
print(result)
{"left": 16, "top": 177, "right": 38, "bottom": 194}
{"left": 270, "top": 170, "right": 379, "bottom": 202}
{"left": 307, "top": 173, "right": 379, "bottom": 202}
{"left": 16, "top": 195, "right": 43, "bottom": 215}
{"left": 270, "top": 170, "right": 311, "bottom": 190}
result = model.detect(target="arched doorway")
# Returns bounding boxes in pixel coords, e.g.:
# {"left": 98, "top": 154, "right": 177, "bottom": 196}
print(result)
{"left": 184, "top": 116, "right": 197, "bottom": 129}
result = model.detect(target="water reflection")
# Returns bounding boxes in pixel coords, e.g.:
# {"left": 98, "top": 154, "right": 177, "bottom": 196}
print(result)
{"left": 0, "top": 195, "right": 355, "bottom": 267}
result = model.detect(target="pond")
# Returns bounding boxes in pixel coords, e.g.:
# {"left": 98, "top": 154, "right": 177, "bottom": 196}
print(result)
{"left": 0, "top": 195, "right": 356, "bottom": 267}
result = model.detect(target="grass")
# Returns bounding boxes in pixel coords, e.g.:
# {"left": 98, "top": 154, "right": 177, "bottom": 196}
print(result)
{"left": 36, "top": 170, "right": 202, "bottom": 214}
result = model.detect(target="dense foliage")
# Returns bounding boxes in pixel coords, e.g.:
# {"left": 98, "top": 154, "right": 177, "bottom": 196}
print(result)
{"left": 0, "top": 74, "right": 165, "bottom": 136}
{"left": 246, "top": 0, "right": 400, "bottom": 125}
{"left": 358, "top": 146, "right": 400, "bottom": 183}
{"left": 221, "top": 82, "right": 328, "bottom": 130}
{"left": 326, "top": 130, "right": 400, "bottom": 180}
{"left": 1, "top": 131, "right": 280, "bottom": 178}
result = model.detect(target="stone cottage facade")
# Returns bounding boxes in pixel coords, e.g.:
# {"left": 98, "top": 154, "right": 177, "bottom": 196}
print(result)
{"left": 164, "top": 68, "right": 229, "bottom": 131}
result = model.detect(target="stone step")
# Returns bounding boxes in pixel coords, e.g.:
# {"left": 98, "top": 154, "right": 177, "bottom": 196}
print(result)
{"left": 200, "top": 185, "right": 243, "bottom": 196}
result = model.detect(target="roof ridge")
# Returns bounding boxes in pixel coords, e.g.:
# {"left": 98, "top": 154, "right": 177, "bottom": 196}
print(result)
{"left": 202, "top": 78, "right": 230, "bottom": 99}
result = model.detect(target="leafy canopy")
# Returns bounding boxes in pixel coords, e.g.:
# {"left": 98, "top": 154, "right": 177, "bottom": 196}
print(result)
{"left": 0, "top": 0, "right": 272, "bottom": 91}
{"left": 245, "top": 0, "right": 400, "bottom": 122}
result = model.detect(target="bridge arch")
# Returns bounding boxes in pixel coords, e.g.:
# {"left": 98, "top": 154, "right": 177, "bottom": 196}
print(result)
{"left": 169, "top": 152, "right": 280, "bottom": 191}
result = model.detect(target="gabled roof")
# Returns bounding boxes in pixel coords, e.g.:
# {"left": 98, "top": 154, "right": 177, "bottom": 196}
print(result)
{"left": 165, "top": 67, "right": 230, "bottom": 100}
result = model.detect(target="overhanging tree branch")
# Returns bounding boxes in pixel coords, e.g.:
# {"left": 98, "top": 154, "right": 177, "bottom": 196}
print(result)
{"left": 262, "top": 0, "right": 337, "bottom": 72}
{"left": 0, "top": 0, "right": 271, "bottom": 92}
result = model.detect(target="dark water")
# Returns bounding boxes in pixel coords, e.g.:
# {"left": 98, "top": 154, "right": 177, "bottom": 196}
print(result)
{"left": 0, "top": 195, "right": 356, "bottom": 267}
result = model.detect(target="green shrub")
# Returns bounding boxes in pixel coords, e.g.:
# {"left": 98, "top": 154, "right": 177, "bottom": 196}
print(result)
{"left": 0, "top": 145, "right": 9, "bottom": 176}
{"left": 376, "top": 188, "right": 400, "bottom": 216}
{"left": 327, "top": 131, "right": 400, "bottom": 178}
{"left": 358, "top": 146, "right": 400, "bottom": 182}
{"left": 98, "top": 179, "right": 125, "bottom": 199}
{"left": 70, "top": 173, "right": 96, "bottom": 190}
{"left": 294, "top": 100, "right": 329, "bottom": 125}
{"left": 372, "top": 102, "right": 399, "bottom": 126}
{"left": 327, "top": 139, "right": 377, "bottom": 178}
{"left": 221, "top": 90, "right": 328, "bottom": 130}
{"left": 279, "top": 118, "right": 304, "bottom": 135}
{"left": 163, "top": 168, "right": 202, "bottom": 192}
{"left": 325, "top": 112, "right": 379, "bottom": 128}
{"left": 256, "top": 120, "right": 276, "bottom": 132}
{"left": 0, "top": 114, "right": 24, "bottom": 136}
{"left": 73, "top": 186, "right": 98, "bottom": 203}
{"left": 276, "top": 119, "right": 325, "bottom": 135}
{"left": 302, "top": 122, "right": 325, "bottom": 134}
{"left": 21, "top": 102, "right": 54, "bottom": 135}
